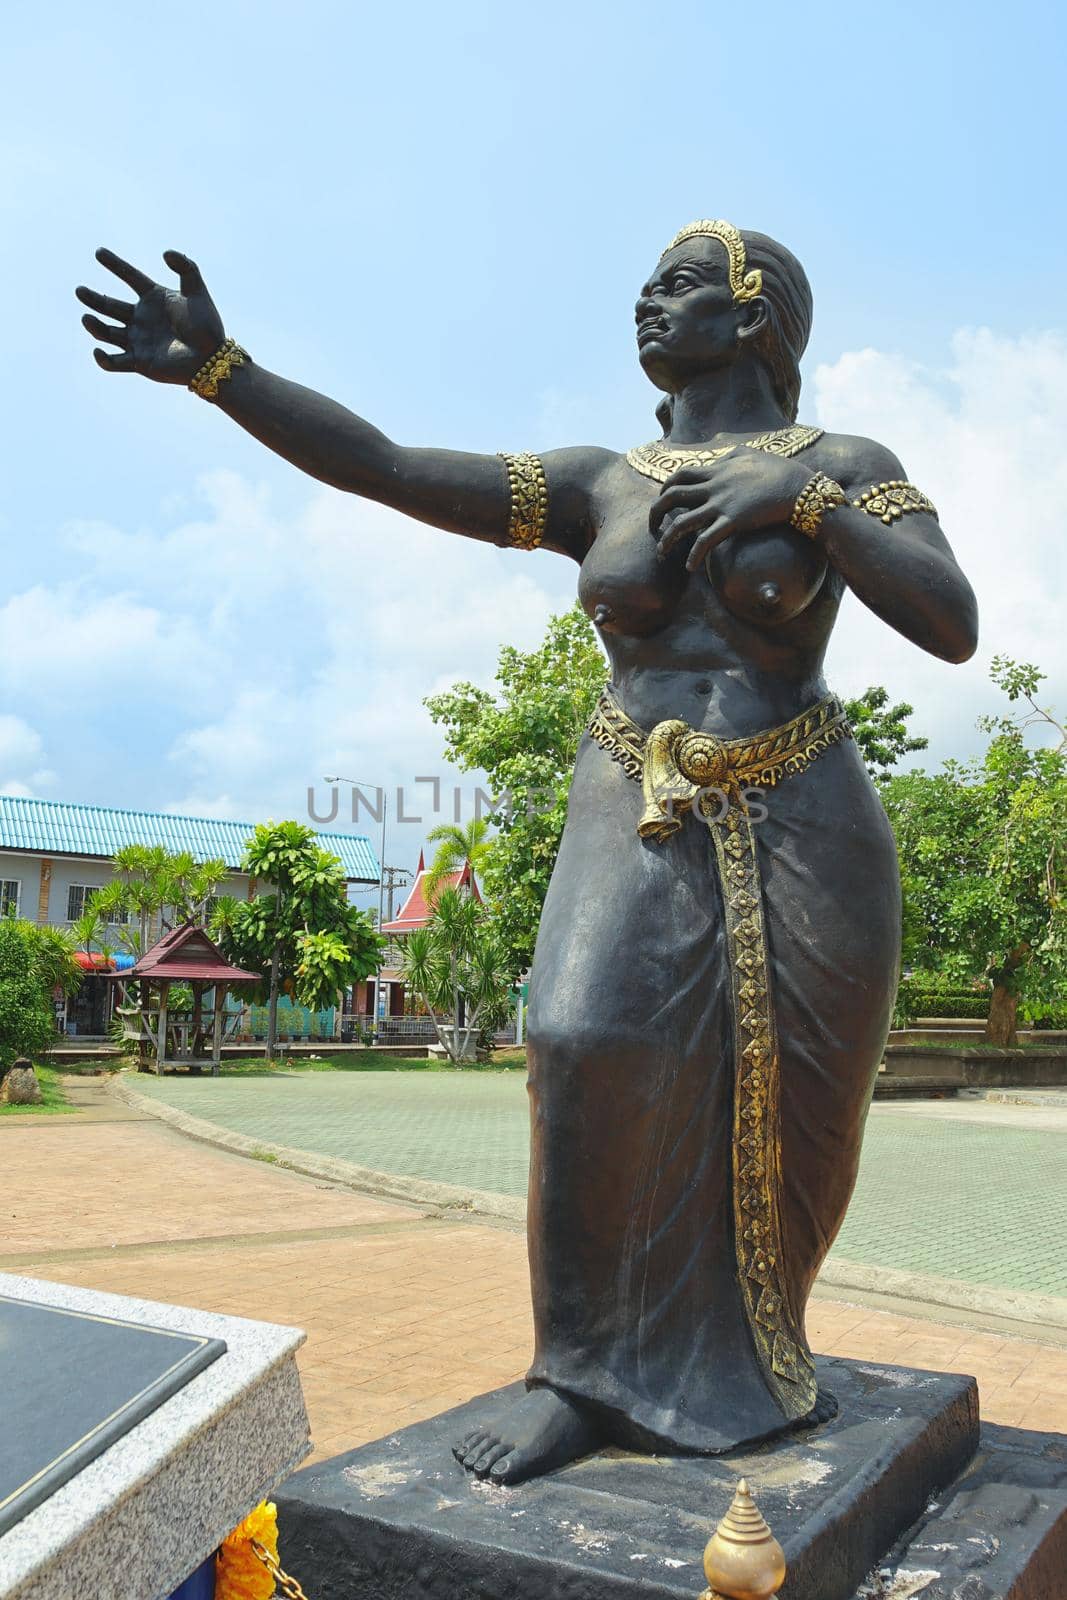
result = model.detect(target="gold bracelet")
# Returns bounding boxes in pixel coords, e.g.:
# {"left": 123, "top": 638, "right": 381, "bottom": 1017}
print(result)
{"left": 790, "top": 472, "right": 847, "bottom": 538}
{"left": 852, "top": 481, "right": 938, "bottom": 525}
{"left": 189, "top": 338, "right": 250, "bottom": 401}
{"left": 498, "top": 452, "right": 549, "bottom": 551}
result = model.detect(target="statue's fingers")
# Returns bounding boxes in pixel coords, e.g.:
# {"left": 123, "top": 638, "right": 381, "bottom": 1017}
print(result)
{"left": 76, "top": 285, "right": 135, "bottom": 321}
{"left": 81, "top": 313, "right": 128, "bottom": 348}
{"left": 648, "top": 481, "right": 706, "bottom": 534}
{"left": 95, "top": 247, "right": 156, "bottom": 297}
{"left": 689, "top": 518, "right": 736, "bottom": 571}
{"left": 92, "top": 347, "right": 136, "bottom": 373}
{"left": 162, "top": 249, "right": 207, "bottom": 297}
{"left": 662, "top": 461, "right": 733, "bottom": 486}
{"left": 656, "top": 504, "right": 714, "bottom": 558}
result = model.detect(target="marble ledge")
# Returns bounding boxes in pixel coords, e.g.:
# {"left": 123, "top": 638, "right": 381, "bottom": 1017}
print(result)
{"left": 0, "top": 1272, "right": 310, "bottom": 1600}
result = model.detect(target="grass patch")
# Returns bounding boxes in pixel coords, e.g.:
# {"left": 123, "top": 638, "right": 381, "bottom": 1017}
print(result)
{"left": 0, "top": 1063, "right": 77, "bottom": 1116}
{"left": 201, "top": 1046, "right": 530, "bottom": 1077}
{"left": 249, "top": 1147, "right": 280, "bottom": 1163}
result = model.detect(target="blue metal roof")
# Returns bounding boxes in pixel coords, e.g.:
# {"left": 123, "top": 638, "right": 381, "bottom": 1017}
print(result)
{"left": 0, "top": 796, "right": 379, "bottom": 883}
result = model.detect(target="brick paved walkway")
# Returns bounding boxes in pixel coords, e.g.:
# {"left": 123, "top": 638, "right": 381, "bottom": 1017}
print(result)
{"left": 2, "top": 1087, "right": 1067, "bottom": 1465}
{"left": 131, "top": 1071, "right": 1067, "bottom": 1297}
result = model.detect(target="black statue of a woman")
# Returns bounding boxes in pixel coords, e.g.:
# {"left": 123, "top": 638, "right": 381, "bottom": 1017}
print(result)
{"left": 78, "top": 221, "right": 977, "bottom": 1486}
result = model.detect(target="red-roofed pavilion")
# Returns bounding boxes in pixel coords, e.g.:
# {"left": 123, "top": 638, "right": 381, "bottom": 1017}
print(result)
{"left": 351, "top": 851, "right": 482, "bottom": 1027}
{"left": 111, "top": 923, "right": 262, "bottom": 1075}
{"left": 380, "top": 851, "right": 482, "bottom": 936}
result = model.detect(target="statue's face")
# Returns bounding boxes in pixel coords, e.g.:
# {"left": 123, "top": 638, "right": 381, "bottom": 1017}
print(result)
{"left": 635, "top": 237, "right": 744, "bottom": 392}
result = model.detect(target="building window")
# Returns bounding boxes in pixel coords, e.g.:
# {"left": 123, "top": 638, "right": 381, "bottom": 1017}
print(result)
{"left": 67, "top": 884, "right": 92, "bottom": 921}
{"left": 0, "top": 880, "right": 20, "bottom": 916}
{"left": 66, "top": 885, "right": 130, "bottom": 924}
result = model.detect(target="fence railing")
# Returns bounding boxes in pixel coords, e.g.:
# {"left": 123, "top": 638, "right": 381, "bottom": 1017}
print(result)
{"left": 345, "top": 1014, "right": 518, "bottom": 1045}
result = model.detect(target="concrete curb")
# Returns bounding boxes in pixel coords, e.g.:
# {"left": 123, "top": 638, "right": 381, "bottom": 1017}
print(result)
{"left": 114, "top": 1077, "right": 1067, "bottom": 1343}
{"left": 112, "top": 1076, "right": 526, "bottom": 1225}
{"left": 815, "top": 1258, "right": 1067, "bottom": 1344}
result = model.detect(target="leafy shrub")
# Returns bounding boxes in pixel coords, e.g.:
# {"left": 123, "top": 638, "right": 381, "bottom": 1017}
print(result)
{"left": 1022, "top": 1003, "right": 1067, "bottom": 1030}
{"left": 894, "top": 972, "right": 991, "bottom": 1027}
{"left": 0, "top": 921, "right": 59, "bottom": 1066}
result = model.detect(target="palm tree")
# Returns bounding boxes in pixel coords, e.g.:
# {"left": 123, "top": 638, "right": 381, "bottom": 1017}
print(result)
{"left": 422, "top": 817, "right": 492, "bottom": 906}
{"left": 18, "top": 920, "right": 84, "bottom": 998}
{"left": 398, "top": 889, "right": 510, "bottom": 1062}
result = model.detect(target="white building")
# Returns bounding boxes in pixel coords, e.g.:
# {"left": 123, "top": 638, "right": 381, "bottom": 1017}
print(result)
{"left": 0, "top": 795, "right": 379, "bottom": 1037}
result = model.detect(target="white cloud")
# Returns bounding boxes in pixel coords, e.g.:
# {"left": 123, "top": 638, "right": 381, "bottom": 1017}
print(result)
{"left": 0, "top": 714, "right": 53, "bottom": 795}
{"left": 153, "top": 487, "right": 576, "bottom": 838}
{"left": 0, "top": 584, "right": 209, "bottom": 705}
{"left": 816, "top": 328, "right": 1067, "bottom": 764}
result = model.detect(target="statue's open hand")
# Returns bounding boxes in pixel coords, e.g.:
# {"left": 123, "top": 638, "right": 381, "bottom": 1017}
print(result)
{"left": 650, "top": 452, "right": 813, "bottom": 572}
{"left": 76, "top": 250, "right": 225, "bottom": 384}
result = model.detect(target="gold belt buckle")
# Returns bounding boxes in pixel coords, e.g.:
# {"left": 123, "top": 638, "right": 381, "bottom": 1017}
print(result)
{"left": 675, "top": 729, "right": 732, "bottom": 788}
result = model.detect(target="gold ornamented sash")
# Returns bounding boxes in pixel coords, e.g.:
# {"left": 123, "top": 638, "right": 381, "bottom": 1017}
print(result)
{"left": 586, "top": 687, "right": 852, "bottom": 1419}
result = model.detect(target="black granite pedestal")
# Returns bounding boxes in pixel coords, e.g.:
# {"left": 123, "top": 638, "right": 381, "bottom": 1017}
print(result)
{"left": 277, "top": 1357, "right": 992, "bottom": 1600}
{"left": 865, "top": 1421, "right": 1067, "bottom": 1597}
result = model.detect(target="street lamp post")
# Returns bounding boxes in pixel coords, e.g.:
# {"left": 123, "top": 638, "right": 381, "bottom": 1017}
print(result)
{"left": 324, "top": 775, "right": 387, "bottom": 1039}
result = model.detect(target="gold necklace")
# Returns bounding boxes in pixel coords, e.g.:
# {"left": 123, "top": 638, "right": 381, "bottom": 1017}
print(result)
{"left": 625, "top": 424, "right": 823, "bottom": 484}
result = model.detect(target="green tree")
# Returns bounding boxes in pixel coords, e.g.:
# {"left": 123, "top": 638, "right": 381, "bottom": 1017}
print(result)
{"left": 425, "top": 604, "right": 606, "bottom": 971}
{"left": 76, "top": 846, "right": 229, "bottom": 1063}
{"left": 211, "top": 821, "right": 383, "bottom": 1059}
{"left": 0, "top": 919, "right": 82, "bottom": 1065}
{"left": 89, "top": 845, "right": 229, "bottom": 955}
{"left": 422, "top": 816, "right": 492, "bottom": 906}
{"left": 882, "top": 658, "right": 1066, "bottom": 1046}
{"left": 843, "top": 685, "right": 928, "bottom": 781}
{"left": 397, "top": 888, "right": 511, "bottom": 1062}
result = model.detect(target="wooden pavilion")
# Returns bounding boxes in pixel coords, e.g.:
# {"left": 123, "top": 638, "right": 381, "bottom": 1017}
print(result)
{"left": 111, "top": 923, "right": 262, "bottom": 1075}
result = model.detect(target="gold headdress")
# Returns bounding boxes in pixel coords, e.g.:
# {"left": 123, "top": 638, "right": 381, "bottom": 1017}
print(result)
{"left": 660, "top": 220, "right": 763, "bottom": 305}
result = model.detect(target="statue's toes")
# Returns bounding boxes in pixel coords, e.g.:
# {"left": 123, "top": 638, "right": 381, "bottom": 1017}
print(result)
{"left": 488, "top": 1448, "right": 527, "bottom": 1485}
{"left": 473, "top": 1441, "right": 509, "bottom": 1478}
{"left": 456, "top": 1427, "right": 483, "bottom": 1456}
{"left": 460, "top": 1432, "right": 491, "bottom": 1468}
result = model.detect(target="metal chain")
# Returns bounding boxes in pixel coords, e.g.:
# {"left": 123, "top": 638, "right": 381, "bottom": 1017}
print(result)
{"left": 250, "top": 1536, "right": 312, "bottom": 1600}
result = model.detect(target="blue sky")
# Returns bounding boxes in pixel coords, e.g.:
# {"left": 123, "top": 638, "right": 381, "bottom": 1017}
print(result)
{"left": 2, "top": 0, "right": 1065, "bottom": 879}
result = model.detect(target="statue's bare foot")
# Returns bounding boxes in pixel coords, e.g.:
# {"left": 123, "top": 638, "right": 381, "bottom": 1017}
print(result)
{"left": 453, "top": 1388, "right": 600, "bottom": 1485}
{"left": 805, "top": 1386, "right": 838, "bottom": 1426}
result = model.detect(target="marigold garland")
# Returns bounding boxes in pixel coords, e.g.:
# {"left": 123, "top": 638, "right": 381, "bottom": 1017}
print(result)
{"left": 215, "top": 1500, "right": 279, "bottom": 1600}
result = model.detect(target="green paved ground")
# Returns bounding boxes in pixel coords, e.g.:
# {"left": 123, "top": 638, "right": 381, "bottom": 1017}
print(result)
{"left": 131, "top": 1073, "right": 1067, "bottom": 1298}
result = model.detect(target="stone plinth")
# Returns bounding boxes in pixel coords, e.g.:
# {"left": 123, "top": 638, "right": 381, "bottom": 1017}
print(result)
{"left": 277, "top": 1357, "right": 979, "bottom": 1600}
{"left": 0, "top": 1273, "right": 310, "bottom": 1600}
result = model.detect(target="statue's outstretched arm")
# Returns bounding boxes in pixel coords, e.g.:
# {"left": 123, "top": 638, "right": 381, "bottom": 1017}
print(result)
{"left": 77, "top": 249, "right": 601, "bottom": 558}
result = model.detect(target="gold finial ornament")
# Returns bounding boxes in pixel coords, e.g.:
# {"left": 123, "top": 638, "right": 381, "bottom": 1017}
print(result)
{"left": 701, "top": 1479, "right": 786, "bottom": 1600}
{"left": 661, "top": 220, "right": 763, "bottom": 304}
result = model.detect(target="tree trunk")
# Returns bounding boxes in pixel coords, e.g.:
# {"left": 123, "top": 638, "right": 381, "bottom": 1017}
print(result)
{"left": 267, "top": 943, "right": 281, "bottom": 1061}
{"left": 985, "top": 982, "right": 1019, "bottom": 1047}
{"left": 450, "top": 953, "right": 461, "bottom": 1065}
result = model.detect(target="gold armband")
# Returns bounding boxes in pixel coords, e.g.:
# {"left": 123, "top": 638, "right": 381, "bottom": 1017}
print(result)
{"left": 498, "top": 451, "right": 549, "bottom": 551}
{"left": 790, "top": 472, "right": 847, "bottom": 538}
{"left": 852, "top": 481, "right": 938, "bottom": 525}
{"left": 189, "top": 338, "right": 250, "bottom": 401}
